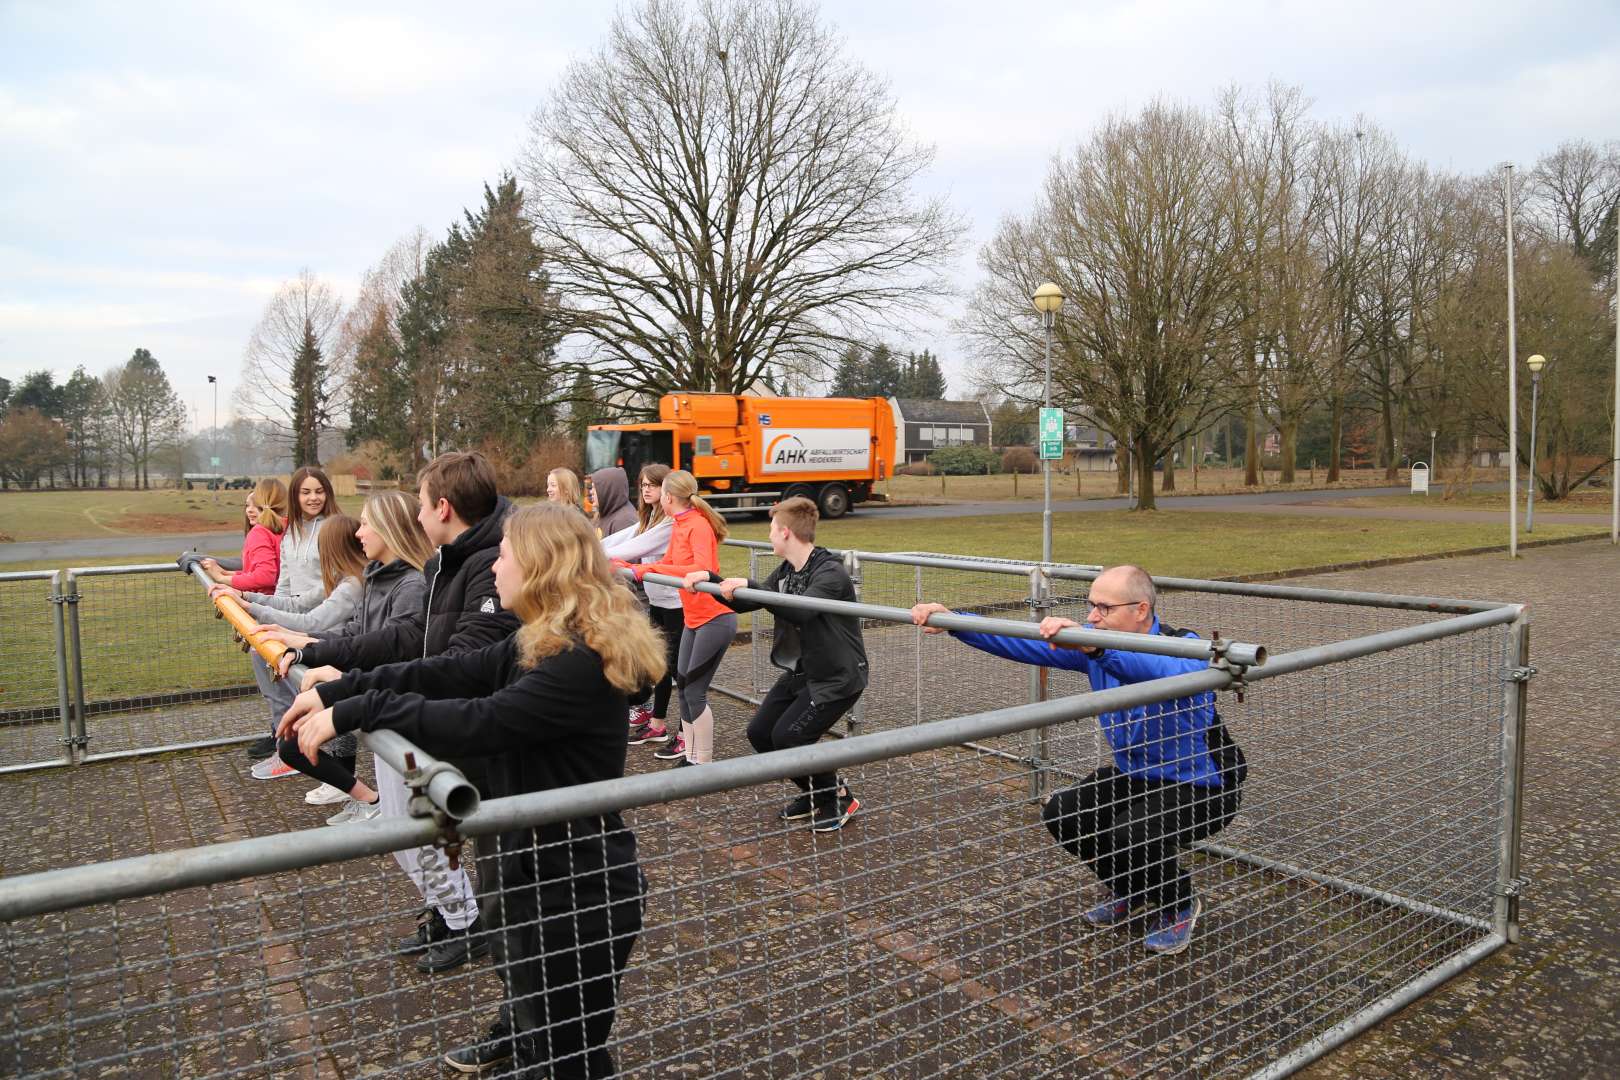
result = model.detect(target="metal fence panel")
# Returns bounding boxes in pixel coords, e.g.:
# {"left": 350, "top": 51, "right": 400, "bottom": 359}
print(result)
{"left": 0, "top": 612, "right": 1514, "bottom": 1078}
{"left": 67, "top": 566, "right": 265, "bottom": 761}
{"left": 0, "top": 571, "right": 72, "bottom": 771}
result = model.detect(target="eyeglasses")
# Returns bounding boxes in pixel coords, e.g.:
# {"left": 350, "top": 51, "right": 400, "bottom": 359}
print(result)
{"left": 1087, "top": 599, "right": 1142, "bottom": 617}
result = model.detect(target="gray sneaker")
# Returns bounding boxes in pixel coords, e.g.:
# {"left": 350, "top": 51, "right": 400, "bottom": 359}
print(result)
{"left": 327, "top": 798, "right": 381, "bottom": 825}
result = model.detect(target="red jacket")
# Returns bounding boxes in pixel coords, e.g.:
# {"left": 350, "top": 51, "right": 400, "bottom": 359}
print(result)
{"left": 232, "top": 525, "right": 282, "bottom": 592}
{"left": 631, "top": 509, "right": 730, "bottom": 628}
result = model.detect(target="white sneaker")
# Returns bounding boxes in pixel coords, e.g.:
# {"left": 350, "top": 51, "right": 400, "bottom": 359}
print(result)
{"left": 304, "top": 783, "right": 348, "bottom": 806}
{"left": 250, "top": 754, "right": 298, "bottom": 781}
{"left": 328, "top": 798, "right": 379, "bottom": 825}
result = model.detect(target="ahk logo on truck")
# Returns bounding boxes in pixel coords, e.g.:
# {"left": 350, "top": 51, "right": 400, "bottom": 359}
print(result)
{"left": 762, "top": 429, "right": 871, "bottom": 474}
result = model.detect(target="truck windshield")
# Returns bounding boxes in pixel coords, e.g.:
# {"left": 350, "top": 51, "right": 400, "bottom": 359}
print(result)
{"left": 585, "top": 429, "right": 675, "bottom": 480}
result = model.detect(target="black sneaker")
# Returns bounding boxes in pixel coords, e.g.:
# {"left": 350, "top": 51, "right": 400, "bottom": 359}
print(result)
{"left": 778, "top": 794, "right": 814, "bottom": 821}
{"left": 811, "top": 792, "right": 860, "bottom": 833}
{"left": 396, "top": 908, "right": 446, "bottom": 956}
{"left": 416, "top": 914, "right": 490, "bottom": 974}
{"left": 444, "top": 1018, "right": 514, "bottom": 1074}
{"left": 245, "top": 735, "right": 276, "bottom": 759}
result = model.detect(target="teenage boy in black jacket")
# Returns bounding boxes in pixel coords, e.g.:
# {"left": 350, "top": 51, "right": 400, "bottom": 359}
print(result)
{"left": 685, "top": 496, "right": 867, "bottom": 832}
{"left": 284, "top": 452, "right": 520, "bottom": 980}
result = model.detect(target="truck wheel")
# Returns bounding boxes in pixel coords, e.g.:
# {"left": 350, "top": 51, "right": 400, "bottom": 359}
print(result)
{"left": 782, "top": 484, "right": 816, "bottom": 505}
{"left": 817, "top": 483, "right": 850, "bottom": 519}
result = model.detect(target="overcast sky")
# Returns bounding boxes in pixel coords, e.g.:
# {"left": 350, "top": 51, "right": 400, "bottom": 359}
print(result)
{"left": 3, "top": 0, "right": 1617, "bottom": 430}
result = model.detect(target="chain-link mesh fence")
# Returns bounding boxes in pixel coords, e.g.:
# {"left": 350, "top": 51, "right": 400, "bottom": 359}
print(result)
{"left": 66, "top": 566, "right": 265, "bottom": 761}
{"left": 0, "top": 571, "right": 71, "bottom": 771}
{"left": 0, "top": 596, "right": 1521, "bottom": 1078}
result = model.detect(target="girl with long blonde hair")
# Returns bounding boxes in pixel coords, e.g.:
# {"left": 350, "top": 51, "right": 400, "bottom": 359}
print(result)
{"left": 281, "top": 503, "right": 658, "bottom": 1077}
{"left": 545, "top": 467, "right": 584, "bottom": 512}
{"left": 620, "top": 469, "right": 733, "bottom": 765}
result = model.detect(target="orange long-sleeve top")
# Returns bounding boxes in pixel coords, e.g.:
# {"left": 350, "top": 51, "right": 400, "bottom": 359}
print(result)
{"left": 633, "top": 509, "right": 731, "bottom": 629}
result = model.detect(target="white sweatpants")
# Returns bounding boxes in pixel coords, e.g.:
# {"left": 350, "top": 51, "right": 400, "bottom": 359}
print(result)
{"left": 375, "top": 754, "right": 479, "bottom": 929}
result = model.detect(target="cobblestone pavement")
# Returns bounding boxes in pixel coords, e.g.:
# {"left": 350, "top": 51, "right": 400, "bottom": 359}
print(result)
{"left": 1, "top": 540, "right": 1614, "bottom": 1077}
{"left": 1292, "top": 540, "right": 1620, "bottom": 1079}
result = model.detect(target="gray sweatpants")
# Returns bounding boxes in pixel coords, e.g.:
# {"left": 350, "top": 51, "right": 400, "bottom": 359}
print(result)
{"left": 676, "top": 614, "right": 736, "bottom": 723}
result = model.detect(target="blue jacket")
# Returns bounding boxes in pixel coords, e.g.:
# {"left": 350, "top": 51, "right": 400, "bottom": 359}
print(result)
{"left": 952, "top": 616, "right": 1236, "bottom": 788}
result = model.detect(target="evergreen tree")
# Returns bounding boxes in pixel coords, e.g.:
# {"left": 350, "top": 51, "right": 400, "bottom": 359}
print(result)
{"left": 12, "top": 369, "right": 63, "bottom": 416}
{"left": 866, "top": 344, "right": 904, "bottom": 397}
{"left": 829, "top": 343, "right": 868, "bottom": 397}
{"left": 447, "top": 175, "right": 562, "bottom": 451}
{"left": 0, "top": 375, "right": 10, "bottom": 412}
{"left": 346, "top": 307, "right": 406, "bottom": 450}
{"left": 289, "top": 320, "right": 327, "bottom": 466}
{"left": 398, "top": 227, "right": 465, "bottom": 465}
{"left": 566, "top": 371, "right": 607, "bottom": 441}
{"left": 900, "top": 349, "right": 948, "bottom": 398}
{"left": 59, "top": 367, "right": 101, "bottom": 486}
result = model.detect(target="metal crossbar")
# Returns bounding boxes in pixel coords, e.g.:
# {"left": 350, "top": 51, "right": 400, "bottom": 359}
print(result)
{"left": 0, "top": 545, "right": 1528, "bottom": 1079}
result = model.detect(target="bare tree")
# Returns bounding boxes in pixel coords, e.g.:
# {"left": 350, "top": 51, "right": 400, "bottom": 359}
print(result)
{"left": 101, "top": 349, "right": 185, "bottom": 489}
{"left": 1527, "top": 139, "right": 1620, "bottom": 268}
{"left": 235, "top": 269, "right": 348, "bottom": 456}
{"left": 519, "top": 0, "right": 963, "bottom": 402}
{"left": 962, "top": 101, "right": 1243, "bottom": 509}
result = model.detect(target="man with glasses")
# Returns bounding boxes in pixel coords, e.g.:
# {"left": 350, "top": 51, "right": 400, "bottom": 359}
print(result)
{"left": 910, "top": 565, "right": 1245, "bottom": 955}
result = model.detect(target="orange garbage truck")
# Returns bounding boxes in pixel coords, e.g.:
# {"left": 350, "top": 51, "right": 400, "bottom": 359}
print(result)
{"left": 586, "top": 393, "right": 897, "bottom": 518}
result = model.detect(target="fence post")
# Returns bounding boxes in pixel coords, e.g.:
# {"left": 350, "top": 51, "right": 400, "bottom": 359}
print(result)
{"left": 65, "top": 570, "right": 89, "bottom": 759}
{"left": 844, "top": 549, "right": 865, "bottom": 737}
{"left": 1029, "top": 565, "right": 1051, "bottom": 799}
{"left": 1496, "top": 605, "right": 1531, "bottom": 944}
{"left": 50, "top": 570, "right": 78, "bottom": 766}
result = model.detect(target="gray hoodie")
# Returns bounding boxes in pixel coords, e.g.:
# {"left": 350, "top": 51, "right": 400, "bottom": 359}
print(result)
{"left": 590, "top": 467, "right": 638, "bottom": 537}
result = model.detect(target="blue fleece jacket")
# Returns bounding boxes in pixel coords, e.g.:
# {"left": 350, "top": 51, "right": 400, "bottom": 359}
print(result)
{"left": 951, "top": 615, "right": 1225, "bottom": 788}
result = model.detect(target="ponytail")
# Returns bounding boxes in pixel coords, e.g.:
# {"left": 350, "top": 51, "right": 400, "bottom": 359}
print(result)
{"left": 661, "top": 469, "right": 729, "bottom": 541}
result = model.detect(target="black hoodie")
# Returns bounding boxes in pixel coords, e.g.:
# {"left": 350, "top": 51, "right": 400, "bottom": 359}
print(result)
{"left": 300, "top": 496, "right": 520, "bottom": 672}
{"left": 709, "top": 546, "right": 868, "bottom": 704}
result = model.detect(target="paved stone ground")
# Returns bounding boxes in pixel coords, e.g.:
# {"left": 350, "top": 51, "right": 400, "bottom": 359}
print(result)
{"left": 1, "top": 539, "right": 1615, "bottom": 1077}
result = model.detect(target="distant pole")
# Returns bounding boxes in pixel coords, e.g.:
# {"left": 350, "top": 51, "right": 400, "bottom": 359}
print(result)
{"left": 1525, "top": 356, "right": 1546, "bottom": 532}
{"left": 1032, "top": 283, "right": 1065, "bottom": 564}
{"left": 1503, "top": 164, "right": 1519, "bottom": 559}
{"left": 1613, "top": 213, "right": 1618, "bottom": 545}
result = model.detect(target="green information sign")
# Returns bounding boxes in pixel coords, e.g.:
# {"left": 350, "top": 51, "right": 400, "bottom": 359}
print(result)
{"left": 1038, "top": 407, "right": 1064, "bottom": 460}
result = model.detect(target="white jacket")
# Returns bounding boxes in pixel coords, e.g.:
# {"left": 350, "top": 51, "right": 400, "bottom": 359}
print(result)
{"left": 602, "top": 518, "right": 679, "bottom": 609}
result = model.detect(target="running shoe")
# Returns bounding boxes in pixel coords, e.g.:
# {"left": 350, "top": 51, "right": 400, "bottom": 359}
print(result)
{"left": 628, "top": 722, "right": 671, "bottom": 746}
{"left": 444, "top": 1018, "right": 514, "bottom": 1074}
{"left": 304, "top": 782, "right": 349, "bottom": 806}
{"left": 627, "top": 704, "right": 653, "bottom": 730}
{"left": 250, "top": 754, "right": 298, "bottom": 780}
{"left": 1144, "top": 897, "right": 1202, "bottom": 956}
{"left": 652, "top": 736, "right": 687, "bottom": 760}
{"left": 811, "top": 792, "right": 860, "bottom": 833}
{"left": 1083, "top": 893, "right": 1135, "bottom": 928}
{"left": 778, "top": 793, "right": 814, "bottom": 821}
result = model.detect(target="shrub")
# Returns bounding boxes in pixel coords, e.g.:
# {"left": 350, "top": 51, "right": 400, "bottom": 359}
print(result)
{"left": 929, "top": 446, "right": 1002, "bottom": 475}
{"left": 475, "top": 435, "right": 584, "bottom": 496}
{"left": 894, "top": 460, "right": 936, "bottom": 476}
{"left": 1001, "top": 446, "right": 1038, "bottom": 474}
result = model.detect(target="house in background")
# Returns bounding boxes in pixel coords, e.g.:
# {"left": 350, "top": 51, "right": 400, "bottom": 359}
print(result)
{"left": 1067, "top": 420, "right": 1117, "bottom": 471}
{"left": 888, "top": 398, "right": 994, "bottom": 463}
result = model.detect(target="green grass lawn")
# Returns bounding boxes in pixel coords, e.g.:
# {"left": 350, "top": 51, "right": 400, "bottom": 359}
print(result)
{"left": 1, "top": 507, "right": 1603, "bottom": 718}
{"left": 0, "top": 488, "right": 247, "bottom": 542}
{"left": 877, "top": 466, "right": 1493, "bottom": 504}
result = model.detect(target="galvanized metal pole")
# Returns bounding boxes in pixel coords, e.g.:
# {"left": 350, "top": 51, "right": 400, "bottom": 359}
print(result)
{"left": 844, "top": 549, "right": 865, "bottom": 737}
{"left": 65, "top": 570, "right": 88, "bottom": 758}
{"left": 1042, "top": 310, "right": 1054, "bottom": 565}
{"left": 50, "top": 570, "right": 76, "bottom": 766}
{"left": 1525, "top": 370, "right": 1540, "bottom": 533}
{"left": 1029, "top": 566, "right": 1051, "bottom": 800}
{"left": 1504, "top": 163, "right": 1519, "bottom": 559}
{"left": 1496, "top": 606, "right": 1531, "bottom": 944}
{"left": 1613, "top": 217, "right": 1618, "bottom": 544}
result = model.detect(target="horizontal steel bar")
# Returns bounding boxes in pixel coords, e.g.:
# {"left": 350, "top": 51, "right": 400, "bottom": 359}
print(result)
{"left": 68, "top": 562, "right": 182, "bottom": 577}
{"left": 0, "top": 668, "right": 1234, "bottom": 921}
{"left": 637, "top": 569, "right": 1268, "bottom": 667}
{"left": 719, "top": 540, "right": 1512, "bottom": 615}
{"left": 0, "top": 756, "right": 74, "bottom": 777}
{"left": 1190, "top": 840, "right": 1493, "bottom": 933}
{"left": 1249, "top": 604, "right": 1521, "bottom": 681}
{"left": 710, "top": 682, "right": 764, "bottom": 708}
{"left": 0, "top": 570, "right": 57, "bottom": 582}
{"left": 76, "top": 733, "right": 264, "bottom": 763}
{"left": 1242, "top": 933, "right": 1507, "bottom": 1080}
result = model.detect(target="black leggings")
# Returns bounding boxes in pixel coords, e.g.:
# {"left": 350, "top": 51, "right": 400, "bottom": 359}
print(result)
{"left": 1042, "top": 766, "right": 1241, "bottom": 914}
{"left": 629, "top": 605, "right": 684, "bottom": 720}
{"left": 746, "top": 672, "right": 860, "bottom": 803}
{"left": 277, "top": 737, "right": 358, "bottom": 793}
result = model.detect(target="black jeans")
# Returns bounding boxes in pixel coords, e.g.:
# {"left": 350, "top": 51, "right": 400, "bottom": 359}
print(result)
{"left": 746, "top": 672, "right": 860, "bottom": 804}
{"left": 492, "top": 876, "right": 645, "bottom": 1079}
{"left": 1042, "top": 766, "right": 1242, "bottom": 914}
{"left": 276, "top": 737, "right": 357, "bottom": 793}
{"left": 628, "top": 605, "right": 683, "bottom": 721}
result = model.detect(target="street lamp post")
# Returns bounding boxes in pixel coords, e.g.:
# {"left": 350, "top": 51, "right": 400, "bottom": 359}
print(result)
{"left": 1430, "top": 429, "right": 1437, "bottom": 480}
{"left": 207, "top": 375, "right": 218, "bottom": 502}
{"left": 1525, "top": 354, "right": 1547, "bottom": 532}
{"left": 1503, "top": 163, "right": 1519, "bottom": 558}
{"left": 1032, "top": 282, "right": 1065, "bottom": 565}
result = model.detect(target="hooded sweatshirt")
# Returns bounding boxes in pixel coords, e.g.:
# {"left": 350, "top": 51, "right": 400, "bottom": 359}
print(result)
{"left": 590, "top": 467, "right": 638, "bottom": 537}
